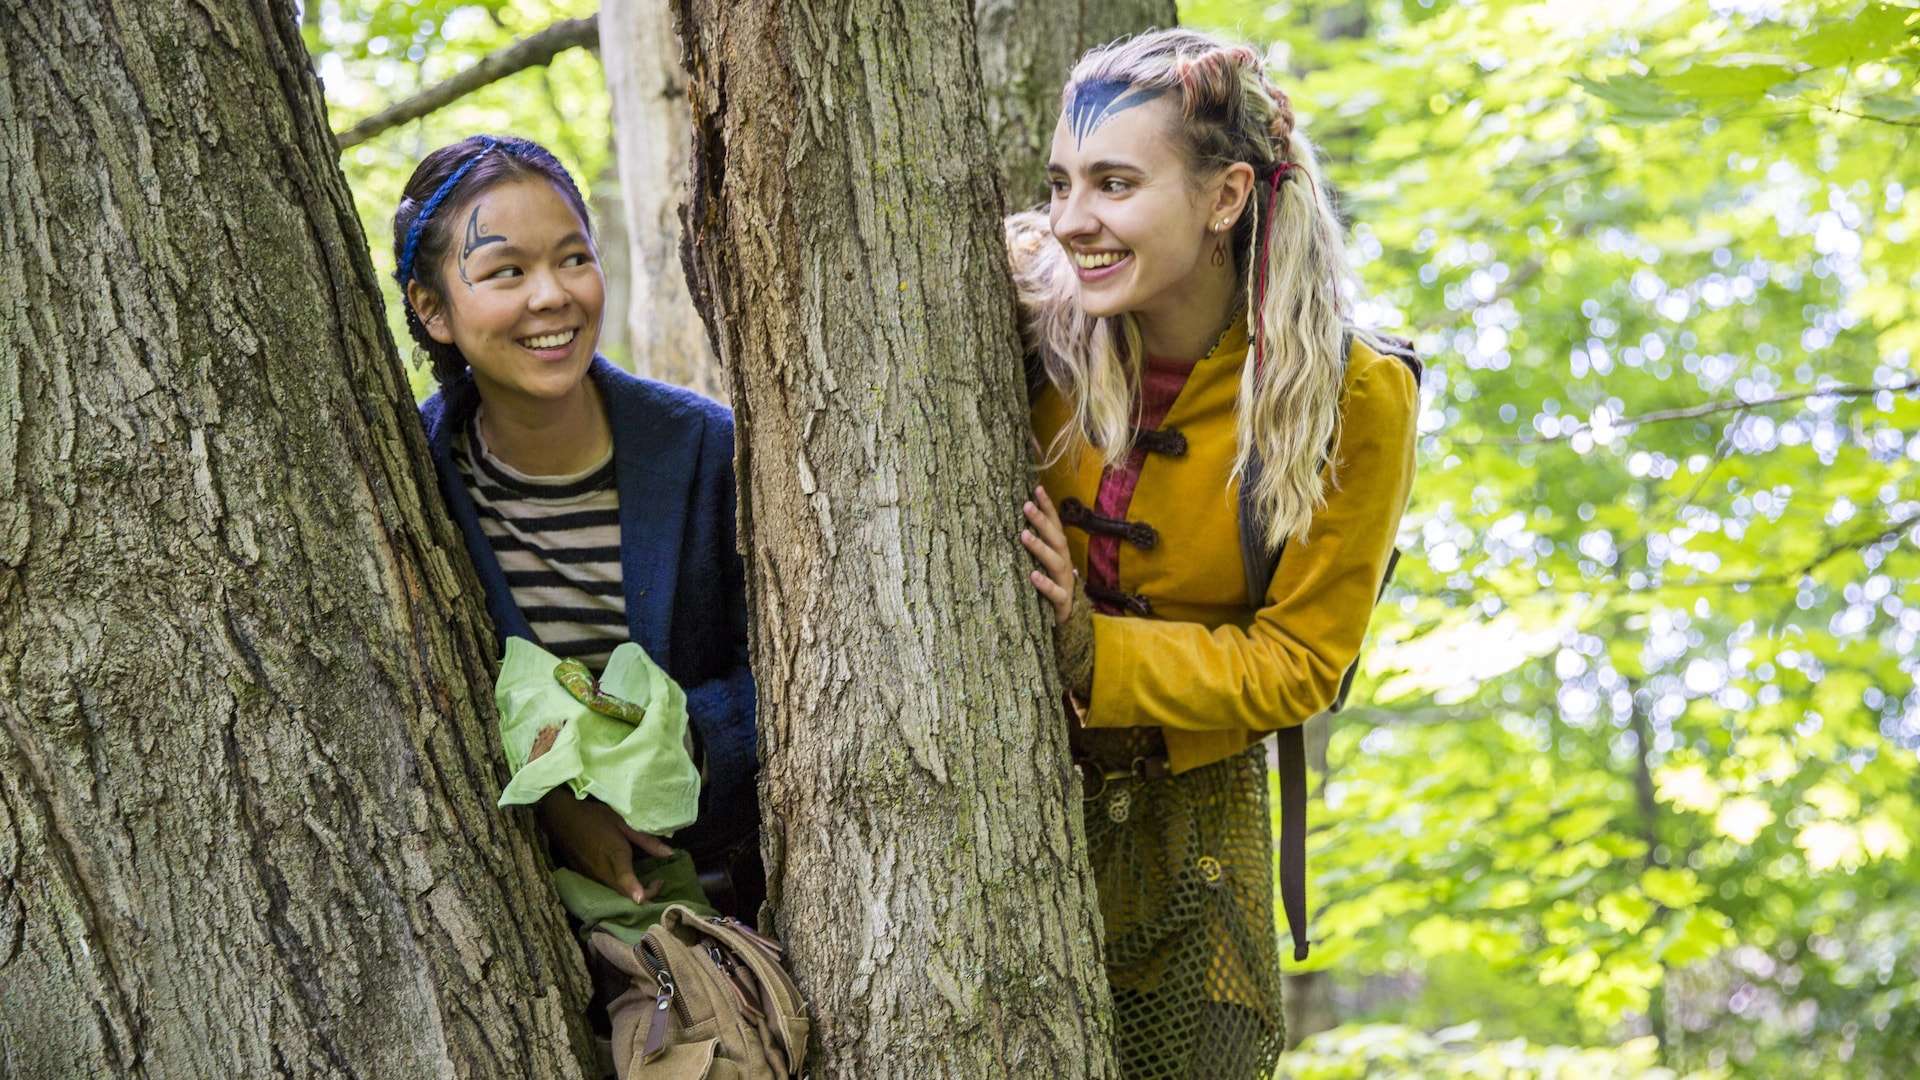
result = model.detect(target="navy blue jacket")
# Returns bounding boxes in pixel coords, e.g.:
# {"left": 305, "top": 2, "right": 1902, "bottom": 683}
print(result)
{"left": 420, "top": 357, "right": 758, "bottom": 857}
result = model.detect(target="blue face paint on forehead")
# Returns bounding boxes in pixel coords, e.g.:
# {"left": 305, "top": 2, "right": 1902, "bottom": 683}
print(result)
{"left": 456, "top": 204, "right": 508, "bottom": 287}
{"left": 1068, "top": 79, "right": 1170, "bottom": 146}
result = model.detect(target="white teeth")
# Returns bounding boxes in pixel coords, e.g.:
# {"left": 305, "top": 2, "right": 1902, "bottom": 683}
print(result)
{"left": 1075, "top": 251, "right": 1127, "bottom": 269}
{"left": 520, "top": 330, "right": 575, "bottom": 349}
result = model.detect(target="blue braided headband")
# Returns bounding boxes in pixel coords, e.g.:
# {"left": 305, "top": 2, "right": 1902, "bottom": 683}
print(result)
{"left": 396, "top": 136, "right": 503, "bottom": 288}
{"left": 396, "top": 135, "right": 589, "bottom": 292}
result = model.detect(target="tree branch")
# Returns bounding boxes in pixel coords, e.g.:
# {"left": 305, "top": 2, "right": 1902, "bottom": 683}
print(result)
{"left": 1798, "top": 101, "right": 1920, "bottom": 129}
{"left": 1664, "top": 511, "right": 1920, "bottom": 591}
{"left": 333, "top": 17, "right": 600, "bottom": 151}
{"left": 1449, "top": 378, "right": 1920, "bottom": 447}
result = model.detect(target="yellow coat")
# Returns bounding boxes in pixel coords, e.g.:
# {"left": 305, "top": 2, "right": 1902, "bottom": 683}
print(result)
{"left": 1032, "top": 323, "right": 1419, "bottom": 775}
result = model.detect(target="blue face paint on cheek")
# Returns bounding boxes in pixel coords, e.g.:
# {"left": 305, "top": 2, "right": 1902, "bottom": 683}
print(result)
{"left": 1069, "top": 80, "right": 1169, "bottom": 146}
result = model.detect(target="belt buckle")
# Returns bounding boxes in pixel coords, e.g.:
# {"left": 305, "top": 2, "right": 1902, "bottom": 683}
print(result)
{"left": 1077, "top": 759, "right": 1133, "bottom": 803}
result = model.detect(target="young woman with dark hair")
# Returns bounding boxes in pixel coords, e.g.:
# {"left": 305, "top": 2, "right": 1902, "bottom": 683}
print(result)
{"left": 392, "top": 135, "right": 760, "bottom": 920}
{"left": 1011, "top": 29, "right": 1420, "bottom": 1078}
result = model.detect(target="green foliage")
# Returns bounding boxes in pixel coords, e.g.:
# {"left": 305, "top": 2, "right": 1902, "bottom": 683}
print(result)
{"left": 1182, "top": 0, "right": 1920, "bottom": 1075}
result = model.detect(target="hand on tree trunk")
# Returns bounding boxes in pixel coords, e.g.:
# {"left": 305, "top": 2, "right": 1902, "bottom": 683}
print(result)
{"left": 1023, "top": 485, "right": 1096, "bottom": 698}
{"left": 537, "top": 786, "right": 673, "bottom": 905}
{"left": 1022, "top": 484, "right": 1076, "bottom": 622}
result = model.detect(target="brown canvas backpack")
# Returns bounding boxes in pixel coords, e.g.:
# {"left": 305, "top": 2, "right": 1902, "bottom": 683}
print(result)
{"left": 589, "top": 905, "right": 810, "bottom": 1080}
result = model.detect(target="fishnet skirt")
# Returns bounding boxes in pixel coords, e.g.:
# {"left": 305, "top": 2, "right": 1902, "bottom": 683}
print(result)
{"left": 1078, "top": 733, "right": 1285, "bottom": 1080}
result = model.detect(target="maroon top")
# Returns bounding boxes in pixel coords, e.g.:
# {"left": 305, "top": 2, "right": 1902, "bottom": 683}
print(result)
{"left": 1085, "top": 355, "right": 1199, "bottom": 613}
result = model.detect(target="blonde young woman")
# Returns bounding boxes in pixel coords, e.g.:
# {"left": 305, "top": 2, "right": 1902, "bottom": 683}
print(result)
{"left": 1012, "top": 29, "right": 1419, "bottom": 1077}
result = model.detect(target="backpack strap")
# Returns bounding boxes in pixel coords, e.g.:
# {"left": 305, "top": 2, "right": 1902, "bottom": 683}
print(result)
{"left": 1247, "top": 328, "right": 1420, "bottom": 962}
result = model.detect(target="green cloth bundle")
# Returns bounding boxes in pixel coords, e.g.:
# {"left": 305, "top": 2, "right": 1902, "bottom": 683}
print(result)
{"left": 494, "top": 637, "right": 702, "bottom": 836}
{"left": 494, "top": 637, "right": 712, "bottom": 935}
{"left": 555, "top": 855, "right": 716, "bottom": 945}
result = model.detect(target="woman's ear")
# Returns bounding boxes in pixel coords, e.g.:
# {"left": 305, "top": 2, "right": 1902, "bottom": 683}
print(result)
{"left": 1210, "top": 161, "right": 1256, "bottom": 231}
{"left": 406, "top": 281, "right": 455, "bottom": 345}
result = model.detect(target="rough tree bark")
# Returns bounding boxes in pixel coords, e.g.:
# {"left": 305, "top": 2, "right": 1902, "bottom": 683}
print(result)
{"left": 600, "top": 0, "right": 725, "bottom": 400}
{"left": 674, "top": 0, "right": 1116, "bottom": 1076}
{"left": 604, "top": 0, "right": 1178, "bottom": 397}
{"left": 594, "top": 161, "right": 637, "bottom": 370}
{"left": 973, "top": 0, "right": 1177, "bottom": 210}
{"left": 0, "top": 2, "right": 593, "bottom": 1075}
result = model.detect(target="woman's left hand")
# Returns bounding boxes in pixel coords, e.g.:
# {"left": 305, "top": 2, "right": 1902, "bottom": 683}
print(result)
{"left": 537, "top": 788, "right": 676, "bottom": 905}
{"left": 1021, "top": 485, "right": 1075, "bottom": 623}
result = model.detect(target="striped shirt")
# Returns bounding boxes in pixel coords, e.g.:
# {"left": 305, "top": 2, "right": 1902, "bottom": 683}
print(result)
{"left": 454, "top": 412, "right": 628, "bottom": 671}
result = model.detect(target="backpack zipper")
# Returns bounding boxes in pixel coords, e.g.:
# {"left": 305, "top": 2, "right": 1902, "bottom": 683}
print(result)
{"left": 638, "top": 939, "right": 690, "bottom": 1024}
{"left": 708, "top": 915, "right": 787, "bottom": 959}
{"left": 637, "top": 938, "right": 690, "bottom": 1063}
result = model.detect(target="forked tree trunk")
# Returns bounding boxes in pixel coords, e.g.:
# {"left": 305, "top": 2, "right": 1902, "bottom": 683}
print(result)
{"left": 673, "top": 0, "right": 1115, "bottom": 1075}
{"left": 603, "top": 0, "right": 1176, "bottom": 394}
{"left": 974, "top": 0, "right": 1177, "bottom": 210}
{"left": 600, "top": 0, "right": 725, "bottom": 400}
{"left": 0, "top": 2, "right": 592, "bottom": 1075}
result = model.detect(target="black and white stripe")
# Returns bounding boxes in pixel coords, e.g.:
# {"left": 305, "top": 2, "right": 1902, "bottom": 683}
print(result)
{"left": 456, "top": 413, "right": 627, "bottom": 670}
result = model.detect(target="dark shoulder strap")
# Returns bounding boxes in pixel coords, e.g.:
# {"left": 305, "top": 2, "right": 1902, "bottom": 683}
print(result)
{"left": 1276, "top": 725, "right": 1311, "bottom": 961}
{"left": 1246, "top": 327, "right": 1420, "bottom": 963}
{"left": 1237, "top": 450, "right": 1275, "bottom": 617}
{"left": 1367, "top": 331, "right": 1423, "bottom": 379}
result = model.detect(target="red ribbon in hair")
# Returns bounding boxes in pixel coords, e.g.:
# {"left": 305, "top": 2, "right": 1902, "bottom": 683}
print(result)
{"left": 1258, "top": 160, "right": 1299, "bottom": 185}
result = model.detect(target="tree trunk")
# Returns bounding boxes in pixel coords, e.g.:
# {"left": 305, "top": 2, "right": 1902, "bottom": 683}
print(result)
{"left": 973, "top": 0, "right": 1177, "bottom": 210}
{"left": 0, "top": 3, "right": 592, "bottom": 1075}
{"left": 601, "top": 0, "right": 726, "bottom": 400}
{"left": 674, "top": 0, "right": 1115, "bottom": 1075}
{"left": 594, "top": 160, "right": 637, "bottom": 372}
{"left": 1627, "top": 682, "right": 1672, "bottom": 1061}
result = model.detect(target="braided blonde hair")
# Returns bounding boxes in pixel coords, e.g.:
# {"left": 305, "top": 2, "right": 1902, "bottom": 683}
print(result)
{"left": 1013, "top": 28, "right": 1366, "bottom": 550}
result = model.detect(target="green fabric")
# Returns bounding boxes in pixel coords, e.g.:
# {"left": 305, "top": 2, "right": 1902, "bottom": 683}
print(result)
{"left": 494, "top": 637, "right": 701, "bottom": 837}
{"left": 495, "top": 637, "right": 712, "bottom": 938}
{"left": 555, "top": 851, "right": 716, "bottom": 945}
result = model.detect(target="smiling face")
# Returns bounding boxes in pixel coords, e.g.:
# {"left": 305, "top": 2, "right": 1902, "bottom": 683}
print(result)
{"left": 408, "top": 177, "right": 604, "bottom": 409}
{"left": 1048, "top": 89, "right": 1244, "bottom": 334}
